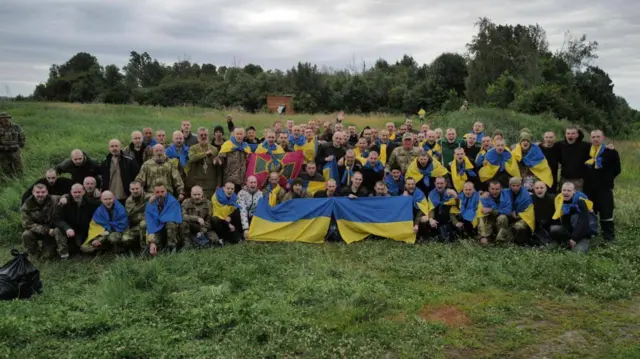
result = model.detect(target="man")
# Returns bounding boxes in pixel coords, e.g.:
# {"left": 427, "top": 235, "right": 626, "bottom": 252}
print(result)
{"left": 53, "top": 184, "right": 99, "bottom": 259}
{"left": 347, "top": 125, "right": 359, "bottom": 146}
{"left": 298, "top": 162, "right": 325, "bottom": 182}
{"left": 460, "top": 100, "right": 469, "bottom": 111}
{"left": 405, "top": 118, "right": 417, "bottom": 134}
{"left": 338, "top": 149, "right": 362, "bottom": 187}
{"left": 450, "top": 181, "right": 479, "bottom": 238}
{"left": 101, "top": 139, "right": 139, "bottom": 203}
{"left": 285, "top": 119, "right": 295, "bottom": 135}
{"left": 273, "top": 120, "right": 284, "bottom": 136}
{"left": 283, "top": 178, "right": 312, "bottom": 202}
{"left": 503, "top": 177, "right": 535, "bottom": 245}
{"left": 583, "top": 130, "right": 621, "bottom": 242}
{"left": 142, "top": 127, "right": 157, "bottom": 146}
{"left": 314, "top": 179, "right": 340, "bottom": 198}
{"left": 166, "top": 131, "right": 190, "bottom": 180}
{"left": 425, "top": 177, "right": 459, "bottom": 242}
{"left": 384, "top": 166, "right": 405, "bottom": 196}
{"left": 122, "top": 181, "right": 150, "bottom": 248}
{"left": 420, "top": 130, "right": 442, "bottom": 161}
{"left": 371, "top": 181, "right": 389, "bottom": 196}
{"left": 211, "top": 182, "right": 242, "bottom": 243}
{"left": 386, "top": 133, "right": 420, "bottom": 173}
{"left": 385, "top": 122, "right": 398, "bottom": 141}
{"left": 216, "top": 128, "right": 251, "bottom": 192}
{"left": 512, "top": 130, "right": 554, "bottom": 191}
{"left": 440, "top": 128, "right": 465, "bottom": 165}
{"left": 340, "top": 171, "right": 367, "bottom": 198}
{"left": 557, "top": 126, "right": 590, "bottom": 191}
{"left": 21, "top": 184, "right": 59, "bottom": 259}
{"left": 354, "top": 137, "right": 370, "bottom": 164}
{"left": 244, "top": 126, "right": 260, "bottom": 151}
{"left": 181, "top": 120, "right": 198, "bottom": 146}
{"left": 146, "top": 181, "right": 183, "bottom": 255}
{"left": 0, "top": 112, "right": 26, "bottom": 176}
{"left": 478, "top": 138, "right": 519, "bottom": 188}
{"left": 477, "top": 181, "right": 511, "bottom": 245}
{"left": 262, "top": 171, "right": 286, "bottom": 206}
{"left": 289, "top": 125, "right": 306, "bottom": 151}
{"left": 463, "top": 133, "right": 480, "bottom": 161}
{"left": 123, "top": 130, "right": 150, "bottom": 167}
{"left": 475, "top": 136, "right": 493, "bottom": 168}
{"left": 82, "top": 177, "right": 102, "bottom": 200}
{"left": 186, "top": 127, "right": 222, "bottom": 199}
{"left": 315, "top": 132, "right": 345, "bottom": 169}
{"left": 211, "top": 125, "right": 226, "bottom": 151}
{"left": 449, "top": 147, "right": 478, "bottom": 192}
{"left": 56, "top": 149, "right": 102, "bottom": 187}
{"left": 466, "top": 121, "right": 484, "bottom": 145}
{"left": 299, "top": 128, "right": 317, "bottom": 163}
{"left": 237, "top": 176, "right": 264, "bottom": 239}
{"left": 539, "top": 131, "right": 559, "bottom": 193}
{"left": 277, "top": 132, "right": 292, "bottom": 152}
{"left": 155, "top": 130, "right": 167, "bottom": 146}
{"left": 405, "top": 150, "right": 448, "bottom": 195}
{"left": 360, "top": 127, "right": 373, "bottom": 147}
{"left": 181, "top": 185, "right": 217, "bottom": 247}
{"left": 82, "top": 191, "right": 128, "bottom": 253}
{"left": 550, "top": 182, "right": 597, "bottom": 252}
{"left": 532, "top": 180, "right": 555, "bottom": 245}
{"left": 136, "top": 144, "right": 185, "bottom": 199}
{"left": 373, "top": 130, "right": 397, "bottom": 165}
{"left": 21, "top": 168, "right": 73, "bottom": 204}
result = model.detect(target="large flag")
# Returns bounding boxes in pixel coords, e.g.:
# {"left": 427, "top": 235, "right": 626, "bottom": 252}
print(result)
{"left": 332, "top": 196, "right": 415, "bottom": 244}
{"left": 86, "top": 201, "right": 128, "bottom": 244}
{"left": 248, "top": 197, "right": 334, "bottom": 244}
{"left": 246, "top": 151, "right": 304, "bottom": 189}
{"left": 322, "top": 158, "right": 340, "bottom": 183}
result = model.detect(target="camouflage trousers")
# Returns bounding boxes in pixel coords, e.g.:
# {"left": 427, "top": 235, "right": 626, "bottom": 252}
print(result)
{"left": 478, "top": 214, "right": 530, "bottom": 243}
{"left": 22, "top": 230, "right": 57, "bottom": 259}
{"left": 54, "top": 228, "right": 86, "bottom": 256}
{"left": 81, "top": 232, "right": 123, "bottom": 253}
{"left": 0, "top": 151, "right": 22, "bottom": 177}
{"left": 146, "top": 222, "right": 181, "bottom": 249}
{"left": 122, "top": 221, "right": 147, "bottom": 249}
{"left": 180, "top": 222, "right": 219, "bottom": 247}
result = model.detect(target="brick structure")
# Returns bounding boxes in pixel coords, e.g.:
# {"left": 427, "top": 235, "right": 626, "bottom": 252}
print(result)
{"left": 266, "top": 95, "right": 295, "bottom": 115}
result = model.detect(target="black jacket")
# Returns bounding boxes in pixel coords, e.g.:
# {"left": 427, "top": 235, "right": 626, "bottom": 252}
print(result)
{"left": 315, "top": 143, "right": 346, "bottom": 168}
{"left": 533, "top": 193, "right": 555, "bottom": 227}
{"left": 54, "top": 197, "right": 100, "bottom": 239}
{"left": 557, "top": 134, "right": 590, "bottom": 179}
{"left": 21, "top": 177, "right": 74, "bottom": 205}
{"left": 55, "top": 152, "right": 102, "bottom": 187}
{"left": 584, "top": 148, "right": 621, "bottom": 191}
{"left": 101, "top": 153, "right": 139, "bottom": 197}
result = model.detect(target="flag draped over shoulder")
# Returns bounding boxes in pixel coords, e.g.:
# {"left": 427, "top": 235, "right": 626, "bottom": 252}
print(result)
{"left": 410, "top": 188, "right": 430, "bottom": 216}
{"left": 219, "top": 137, "right": 252, "bottom": 154}
{"left": 248, "top": 198, "right": 333, "bottom": 244}
{"left": 450, "top": 157, "right": 477, "bottom": 192}
{"left": 585, "top": 144, "right": 605, "bottom": 169}
{"left": 295, "top": 137, "right": 317, "bottom": 162}
{"left": 333, "top": 196, "right": 415, "bottom": 244}
{"left": 212, "top": 188, "right": 241, "bottom": 219}
{"left": 145, "top": 194, "right": 183, "bottom": 235}
{"left": 477, "top": 192, "right": 511, "bottom": 219}
{"left": 478, "top": 148, "right": 520, "bottom": 182}
{"left": 552, "top": 192, "right": 594, "bottom": 220}
{"left": 450, "top": 191, "right": 480, "bottom": 227}
{"left": 406, "top": 158, "right": 448, "bottom": 188}
{"left": 87, "top": 201, "right": 129, "bottom": 242}
{"left": 507, "top": 189, "right": 535, "bottom": 230}
{"left": 322, "top": 157, "right": 340, "bottom": 183}
{"left": 165, "top": 144, "right": 189, "bottom": 168}
{"left": 302, "top": 180, "right": 326, "bottom": 196}
{"left": 384, "top": 173, "right": 405, "bottom": 196}
{"left": 512, "top": 144, "right": 553, "bottom": 187}
{"left": 246, "top": 151, "right": 304, "bottom": 188}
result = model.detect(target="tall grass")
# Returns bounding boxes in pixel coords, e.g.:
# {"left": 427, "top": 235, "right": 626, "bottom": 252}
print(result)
{"left": 0, "top": 102, "right": 638, "bottom": 358}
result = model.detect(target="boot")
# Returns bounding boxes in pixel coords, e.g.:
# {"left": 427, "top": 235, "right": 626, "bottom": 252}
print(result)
{"left": 600, "top": 221, "right": 615, "bottom": 242}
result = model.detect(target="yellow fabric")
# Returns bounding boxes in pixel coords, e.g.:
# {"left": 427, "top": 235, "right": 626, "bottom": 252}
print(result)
{"left": 512, "top": 144, "right": 554, "bottom": 187}
{"left": 449, "top": 197, "right": 479, "bottom": 228}
{"left": 336, "top": 220, "right": 415, "bottom": 244}
{"left": 86, "top": 220, "right": 105, "bottom": 244}
{"left": 255, "top": 143, "right": 285, "bottom": 155}
{"left": 305, "top": 181, "right": 326, "bottom": 195}
{"left": 427, "top": 194, "right": 457, "bottom": 210}
{"left": 211, "top": 194, "right": 237, "bottom": 219}
{"left": 418, "top": 141, "right": 442, "bottom": 157}
{"left": 389, "top": 132, "right": 396, "bottom": 141}
{"left": 552, "top": 194, "right": 594, "bottom": 220}
{"left": 405, "top": 157, "right": 449, "bottom": 183}
{"left": 519, "top": 204, "right": 535, "bottom": 231}
{"left": 415, "top": 197, "right": 431, "bottom": 216}
{"left": 295, "top": 138, "right": 316, "bottom": 162}
{"left": 248, "top": 217, "right": 330, "bottom": 244}
{"left": 268, "top": 185, "right": 282, "bottom": 207}
{"left": 379, "top": 143, "right": 387, "bottom": 165}
{"left": 219, "top": 140, "right": 252, "bottom": 154}
{"left": 478, "top": 148, "right": 520, "bottom": 183}
{"left": 585, "top": 144, "right": 605, "bottom": 168}
{"left": 353, "top": 147, "right": 368, "bottom": 165}
{"left": 449, "top": 157, "right": 475, "bottom": 192}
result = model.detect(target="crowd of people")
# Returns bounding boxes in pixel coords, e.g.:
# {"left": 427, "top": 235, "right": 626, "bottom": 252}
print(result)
{"left": 17, "top": 113, "right": 621, "bottom": 260}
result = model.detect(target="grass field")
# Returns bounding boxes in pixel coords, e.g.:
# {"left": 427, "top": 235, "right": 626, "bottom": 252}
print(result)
{"left": 0, "top": 102, "right": 638, "bottom": 358}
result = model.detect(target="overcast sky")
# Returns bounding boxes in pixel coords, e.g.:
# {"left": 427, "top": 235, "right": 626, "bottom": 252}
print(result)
{"left": 0, "top": 0, "right": 637, "bottom": 108}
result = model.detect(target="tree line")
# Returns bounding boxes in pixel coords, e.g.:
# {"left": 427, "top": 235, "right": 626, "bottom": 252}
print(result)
{"left": 24, "top": 17, "right": 639, "bottom": 135}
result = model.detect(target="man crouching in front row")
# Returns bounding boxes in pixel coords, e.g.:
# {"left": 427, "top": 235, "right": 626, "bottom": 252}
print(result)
{"left": 145, "top": 181, "right": 183, "bottom": 256}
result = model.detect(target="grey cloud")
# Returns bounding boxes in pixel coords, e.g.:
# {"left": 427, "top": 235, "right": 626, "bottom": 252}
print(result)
{"left": 0, "top": 0, "right": 638, "bottom": 108}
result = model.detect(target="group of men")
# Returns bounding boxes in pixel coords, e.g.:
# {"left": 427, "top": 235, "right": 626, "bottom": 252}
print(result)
{"left": 17, "top": 113, "right": 621, "bottom": 260}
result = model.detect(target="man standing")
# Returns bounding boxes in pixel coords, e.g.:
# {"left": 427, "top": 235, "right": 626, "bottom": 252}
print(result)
{"left": 583, "top": 130, "right": 621, "bottom": 242}
{"left": 315, "top": 132, "right": 345, "bottom": 169}
{"left": 0, "top": 112, "right": 26, "bottom": 176}
{"left": 136, "top": 144, "right": 185, "bottom": 199}
{"left": 142, "top": 127, "right": 157, "bottom": 147}
{"left": 463, "top": 133, "right": 480, "bottom": 162}
{"left": 181, "top": 120, "right": 198, "bottom": 146}
{"left": 20, "top": 184, "right": 59, "bottom": 259}
{"left": 123, "top": 130, "right": 149, "bottom": 167}
{"left": 54, "top": 184, "right": 99, "bottom": 259}
{"left": 440, "top": 128, "right": 465, "bottom": 165}
{"left": 166, "top": 131, "right": 190, "bottom": 181}
{"left": 187, "top": 127, "right": 221, "bottom": 199}
{"left": 539, "top": 131, "right": 559, "bottom": 193}
{"left": 101, "top": 139, "right": 139, "bottom": 204}
{"left": 386, "top": 133, "right": 421, "bottom": 173}
{"left": 237, "top": 176, "right": 263, "bottom": 240}
{"left": 557, "top": 127, "right": 590, "bottom": 191}
{"left": 216, "top": 128, "right": 251, "bottom": 193}
{"left": 56, "top": 149, "right": 102, "bottom": 187}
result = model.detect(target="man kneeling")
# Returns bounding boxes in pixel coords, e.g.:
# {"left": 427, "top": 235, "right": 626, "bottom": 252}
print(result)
{"left": 211, "top": 182, "right": 243, "bottom": 243}
{"left": 181, "top": 185, "right": 218, "bottom": 247}
{"left": 550, "top": 182, "right": 597, "bottom": 252}
{"left": 146, "top": 181, "right": 183, "bottom": 256}
{"left": 82, "top": 191, "right": 128, "bottom": 253}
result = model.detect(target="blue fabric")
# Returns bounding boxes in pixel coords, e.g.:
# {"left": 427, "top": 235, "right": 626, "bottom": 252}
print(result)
{"left": 289, "top": 134, "right": 306, "bottom": 147}
{"left": 428, "top": 188, "right": 455, "bottom": 208}
{"left": 248, "top": 143, "right": 259, "bottom": 153}
{"left": 93, "top": 201, "right": 128, "bottom": 232}
{"left": 484, "top": 148, "right": 512, "bottom": 172}
{"left": 165, "top": 144, "right": 189, "bottom": 167}
{"left": 145, "top": 138, "right": 157, "bottom": 147}
{"left": 456, "top": 161, "right": 477, "bottom": 178}
{"left": 145, "top": 194, "right": 183, "bottom": 234}
{"left": 341, "top": 164, "right": 355, "bottom": 186}
{"left": 260, "top": 141, "right": 279, "bottom": 155}
{"left": 215, "top": 187, "right": 241, "bottom": 209}
{"left": 229, "top": 136, "right": 249, "bottom": 152}
{"left": 253, "top": 197, "right": 333, "bottom": 222}
{"left": 422, "top": 141, "right": 441, "bottom": 158}
{"left": 480, "top": 191, "right": 512, "bottom": 215}
{"left": 459, "top": 191, "right": 480, "bottom": 222}
{"left": 521, "top": 144, "right": 546, "bottom": 167}
{"left": 333, "top": 197, "right": 413, "bottom": 223}
{"left": 418, "top": 161, "right": 437, "bottom": 187}
{"left": 384, "top": 173, "right": 404, "bottom": 196}
{"left": 562, "top": 192, "right": 589, "bottom": 216}
{"left": 507, "top": 188, "right": 533, "bottom": 213}
{"left": 587, "top": 144, "right": 605, "bottom": 168}
{"left": 411, "top": 188, "right": 427, "bottom": 210}
{"left": 323, "top": 158, "right": 340, "bottom": 182}
{"left": 470, "top": 131, "right": 484, "bottom": 144}
{"left": 363, "top": 160, "right": 384, "bottom": 172}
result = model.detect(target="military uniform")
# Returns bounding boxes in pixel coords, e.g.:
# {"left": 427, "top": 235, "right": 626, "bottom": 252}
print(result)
{"left": 20, "top": 195, "right": 59, "bottom": 259}
{"left": 0, "top": 112, "right": 25, "bottom": 176}
{"left": 180, "top": 198, "right": 217, "bottom": 246}
{"left": 146, "top": 196, "right": 181, "bottom": 249}
{"left": 122, "top": 193, "right": 151, "bottom": 247}
{"left": 136, "top": 157, "right": 184, "bottom": 196}
{"left": 385, "top": 146, "right": 421, "bottom": 173}
{"left": 186, "top": 144, "right": 222, "bottom": 198}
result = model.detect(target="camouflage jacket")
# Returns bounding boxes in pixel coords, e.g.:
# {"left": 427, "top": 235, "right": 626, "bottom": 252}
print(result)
{"left": 386, "top": 146, "right": 421, "bottom": 173}
{"left": 0, "top": 122, "right": 25, "bottom": 152}
{"left": 125, "top": 193, "right": 151, "bottom": 227}
{"left": 181, "top": 198, "right": 212, "bottom": 230}
{"left": 136, "top": 157, "right": 184, "bottom": 195}
{"left": 219, "top": 150, "right": 248, "bottom": 186}
{"left": 20, "top": 195, "right": 59, "bottom": 234}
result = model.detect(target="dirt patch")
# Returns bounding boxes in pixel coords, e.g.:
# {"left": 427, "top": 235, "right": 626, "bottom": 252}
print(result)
{"left": 418, "top": 305, "right": 471, "bottom": 327}
{"left": 384, "top": 312, "right": 406, "bottom": 323}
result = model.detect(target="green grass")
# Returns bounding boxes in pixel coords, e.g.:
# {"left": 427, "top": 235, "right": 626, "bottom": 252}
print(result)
{"left": 0, "top": 102, "right": 638, "bottom": 358}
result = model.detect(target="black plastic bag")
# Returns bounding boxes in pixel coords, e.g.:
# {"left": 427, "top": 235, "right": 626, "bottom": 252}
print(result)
{"left": 0, "top": 249, "right": 43, "bottom": 300}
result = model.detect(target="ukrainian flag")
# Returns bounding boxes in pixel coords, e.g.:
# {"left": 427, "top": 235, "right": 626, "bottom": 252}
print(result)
{"left": 512, "top": 144, "right": 554, "bottom": 188}
{"left": 478, "top": 148, "right": 520, "bottom": 182}
{"left": 302, "top": 180, "right": 326, "bottom": 196}
{"left": 552, "top": 192, "right": 594, "bottom": 220}
{"left": 295, "top": 137, "right": 317, "bottom": 162}
{"left": 508, "top": 189, "right": 535, "bottom": 231}
{"left": 323, "top": 158, "right": 340, "bottom": 182}
{"left": 333, "top": 196, "right": 416, "bottom": 244}
{"left": 248, "top": 197, "right": 333, "bottom": 244}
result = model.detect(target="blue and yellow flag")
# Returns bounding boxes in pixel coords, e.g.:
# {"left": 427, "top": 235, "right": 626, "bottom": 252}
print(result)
{"left": 255, "top": 141, "right": 285, "bottom": 156}
{"left": 450, "top": 191, "right": 480, "bottom": 227}
{"left": 219, "top": 137, "right": 252, "bottom": 154}
{"left": 145, "top": 194, "right": 183, "bottom": 235}
{"left": 585, "top": 144, "right": 605, "bottom": 169}
{"left": 302, "top": 180, "right": 326, "bottom": 196}
{"left": 87, "top": 201, "right": 129, "bottom": 243}
{"left": 384, "top": 173, "right": 405, "bottom": 196}
{"left": 512, "top": 144, "right": 553, "bottom": 188}
{"left": 477, "top": 191, "right": 512, "bottom": 219}
{"left": 353, "top": 147, "right": 369, "bottom": 165}
{"left": 323, "top": 158, "right": 340, "bottom": 183}
{"left": 165, "top": 144, "right": 189, "bottom": 168}
{"left": 410, "top": 188, "right": 430, "bottom": 215}
{"left": 333, "top": 197, "right": 416, "bottom": 244}
{"left": 427, "top": 189, "right": 457, "bottom": 209}
{"left": 295, "top": 137, "right": 317, "bottom": 162}
{"left": 420, "top": 141, "right": 442, "bottom": 160}
{"left": 406, "top": 157, "right": 448, "bottom": 188}
{"left": 552, "top": 192, "right": 594, "bottom": 220}
{"left": 506, "top": 189, "right": 535, "bottom": 230}
{"left": 248, "top": 197, "right": 333, "bottom": 244}
{"left": 212, "top": 187, "right": 241, "bottom": 219}
{"left": 449, "top": 157, "right": 477, "bottom": 192}
{"left": 478, "top": 148, "right": 520, "bottom": 182}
